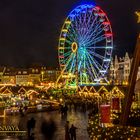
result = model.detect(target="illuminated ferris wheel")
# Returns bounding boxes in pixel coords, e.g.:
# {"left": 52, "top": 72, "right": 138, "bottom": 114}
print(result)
{"left": 58, "top": 4, "right": 113, "bottom": 86}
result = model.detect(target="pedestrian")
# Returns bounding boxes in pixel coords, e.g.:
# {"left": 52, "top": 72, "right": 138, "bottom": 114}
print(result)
{"left": 24, "top": 106, "right": 28, "bottom": 114}
{"left": 69, "top": 124, "right": 77, "bottom": 140}
{"left": 41, "top": 118, "right": 56, "bottom": 140}
{"left": 65, "top": 121, "right": 70, "bottom": 140}
{"left": 27, "top": 118, "right": 31, "bottom": 138}
{"left": 19, "top": 106, "right": 24, "bottom": 117}
{"left": 27, "top": 117, "right": 36, "bottom": 140}
{"left": 64, "top": 104, "right": 68, "bottom": 115}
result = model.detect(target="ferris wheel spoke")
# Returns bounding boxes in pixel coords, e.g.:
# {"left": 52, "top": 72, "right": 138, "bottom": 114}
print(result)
{"left": 65, "top": 38, "right": 73, "bottom": 43}
{"left": 86, "top": 54, "right": 99, "bottom": 79}
{"left": 90, "top": 54, "right": 106, "bottom": 77}
{"left": 78, "top": 59, "right": 82, "bottom": 73}
{"left": 66, "top": 35, "right": 74, "bottom": 43}
{"left": 82, "top": 14, "right": 89, "bottom": 31}
{"left": 67, "top": 24, "right": 77, "bottom": 39}
{"left": 64, "top": 52, "right": 74, "bottom": 64}
{"left": 91, "top": 27, "right": 105, "bottom": 41}
{"left": 86, "top": 51, "right": 99, "bottom": 75}
{"left": 86, "top": 46, "right": 107, "bottom": 49}
{"left": 84, "top": 15, "right": 98, "bottom": 37}
{"left": 88, "top": 50, "right": 105, "bottom": 60}
{"left": 75, "top": 15, "right": 82, "bottom": 34}
{"left": 69, "top": 54, "right": 76, "bottom": 73}
{"left": 87, "top": 51, "right": 103, "bottom": 72}
{"left": 64, "top": 50, "right": 72, "bottom": 57}
{"left": 64, "top": 53, "right": 74, "bottom": 68}
{"left": 65, "top": 53, "right": 75, "bottom": 71}
{"left": 70, "top": 22, "right": 79, "bottom": 38}
{"left": 67, "top": 27, "right": 77, "bottom": 42}
{"left": 76, "top": 23, "right": 85, "bottom": 40}
{"left": 83, "top": 8, "right": 88, "bottom": 24}
{"left": 93, "top": 59, "right": 106, "bottom": 77}
{"left": 86, "top": 62, "right": 97, "bottom": 82}
{"left": 78, "top": 53, "right": 86, "bottom": 73}
{"left": 93, "top": 21, "right": 103, "bottom": 32}
{"left": 86, "top": 20, "right": 101, "bottom": 37}
{"left": 66, "top": 30, "right": 75, "bottom": 40}
{"left": 76, "top": 11, "right": 91, "bottom": 41}
{"left": 64, "top": 57, "right": 71, "bottom": 65}
{"left": 87, "top": 62, "right": 98, "bottom": 80}
{"left": 64, "top": 47, "right": 72, "bottom": 50}
{"left": 82, "top": 21, "right": 103, "bottom": 43}
{"left": 85, "top": 34, "right": 106, "bottom": 47}
{"left": 83, "top": 23, "right": 103, "bottom": 44}
{"left": 90, "top": 51, "right": 102, "bottom": 69}
{"left": 85, "top": 12, "right": 94, "bottom": 29}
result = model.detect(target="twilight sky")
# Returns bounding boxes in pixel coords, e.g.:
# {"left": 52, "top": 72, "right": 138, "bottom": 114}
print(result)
{"left": 0, "top": 0, "right": 139, "bottom": 68}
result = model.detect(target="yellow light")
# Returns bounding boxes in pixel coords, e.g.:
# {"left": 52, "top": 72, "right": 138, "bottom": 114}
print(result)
{"left": 50, "top": 96, "right": 53, "bottom": 100}
{"left": 135, "top": 11, "right": 140, "bottom": 23}
{"left": 65, "top": 20, "right": 71, "bottom": 24}
{"left": 41, "top": 71, "right": 44, "bottom": 75}
{"left": 60, "top": 38, "right": 65, "bottom": 41}
{"left": 71, "top": 42, "right": 78, "bottom": 53}
{"left": 62, "top": 29, "right": 68, "bottom": 32}
{"left": 59, "top": 98, "right": 63, "bottom": 102}
{"left": 58, "top": 47, "right": 64, "bottom": 49}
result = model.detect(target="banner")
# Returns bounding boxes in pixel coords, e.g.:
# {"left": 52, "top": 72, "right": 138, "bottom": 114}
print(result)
{"left": 112, "top": 97, "right": 120, "bottom": 110}
{"left": 100, "top": 105, "right": 111, "bottom": 123}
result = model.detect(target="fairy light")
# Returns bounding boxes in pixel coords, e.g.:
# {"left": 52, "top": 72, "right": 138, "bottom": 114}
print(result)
{"left": 88, "top": 112, "right": 138, "bottom": 139}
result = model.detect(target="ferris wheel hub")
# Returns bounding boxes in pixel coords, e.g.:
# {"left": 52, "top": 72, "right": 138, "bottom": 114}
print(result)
{"left": 71, "top": 42, "right": 78, "bottom": 53}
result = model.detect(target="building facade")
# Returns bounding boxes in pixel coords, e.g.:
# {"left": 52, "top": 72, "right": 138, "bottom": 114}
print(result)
{"left": 0, "top": 66, "right": 61, "bottom": 86}
{"left": 2, "top": 67, "right": 16, "bottom": 85}
{"left": 16, "top": 69, "right": 29, "bottom": 86}
{"left": 109, "top": 52, "right": 140, "bottom": 85}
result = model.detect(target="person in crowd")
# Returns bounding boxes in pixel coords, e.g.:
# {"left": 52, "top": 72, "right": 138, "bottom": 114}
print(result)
{"left": 24, "top": 105, "right": 28, "bottom": 114}
{"left": 64, "top": 104, "right": 68, "bottom": 115}
{"left": 69, "top": 124, "right": 77, "bottom": 140}
{"left": 41, "top": 118, "right": 56, "bottom": 140}
{"left": 27, "top": 117, "right": 36, "bottom": 140}
{"left": 65, "top": 121, "right": 70, "bottom": 140}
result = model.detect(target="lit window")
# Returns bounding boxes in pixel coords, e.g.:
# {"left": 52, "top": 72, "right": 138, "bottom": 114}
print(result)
{"left": 32, "top": 69, "right": 35, "bottom": 73}
{"left": 18, "top": 71, "right": 21, "bottom": 74}
{"left": 23, "top": 71, "right": 27, "bottom": 74}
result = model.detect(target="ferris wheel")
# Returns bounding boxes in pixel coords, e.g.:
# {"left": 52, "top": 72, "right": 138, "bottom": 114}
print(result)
{"left": 58, "top": 4, "right": 113, "bottom": 86}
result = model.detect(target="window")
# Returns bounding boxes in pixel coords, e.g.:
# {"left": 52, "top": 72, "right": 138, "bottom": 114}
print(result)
{"left": 18, "top": 71, "right": 21, "bottom": 74}
{"left": 23, "top": 71, "right": 27, "bottom": 74}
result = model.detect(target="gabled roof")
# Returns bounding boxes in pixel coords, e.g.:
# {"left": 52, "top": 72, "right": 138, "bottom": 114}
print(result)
{"left": 0, "top": 87, "right": 12, "bottom": 95}
{"left": 18, "top": 87, "right": 27, "bottom": 93}
{"left": 0, "top": 67, "right": 6, "bottom": 73}
{"left": 3, "top": 67, "right": 16, "bottom": 76}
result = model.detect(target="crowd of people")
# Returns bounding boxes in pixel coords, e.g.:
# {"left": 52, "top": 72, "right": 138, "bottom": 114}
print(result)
{"left": 27, "top": 117, "right": 56, "bottom": 140}
{"left": 24, "top": 95, "right": 98, "bottom": 140}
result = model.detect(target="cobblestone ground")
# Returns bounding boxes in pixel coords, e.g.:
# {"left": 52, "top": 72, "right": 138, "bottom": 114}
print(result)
{"left": 0, "top": 109, "right": 89, "bottom": 140}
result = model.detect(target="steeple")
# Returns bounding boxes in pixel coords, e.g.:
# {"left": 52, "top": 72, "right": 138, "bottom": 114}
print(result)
{"left": 124, "top": 52, "right": 129, "bottom": 61}
{"left": 115, "top": 55, "right": 118, "bottom": 63}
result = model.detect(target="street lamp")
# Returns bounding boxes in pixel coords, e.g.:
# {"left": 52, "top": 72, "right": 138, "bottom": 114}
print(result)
{"left": 41, "top": 71, "right": 44, "bottom": 81}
